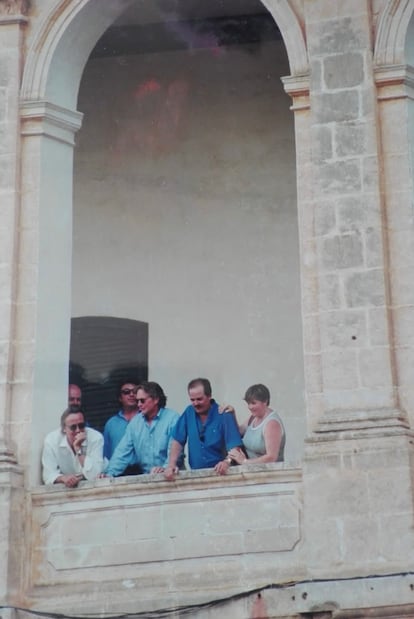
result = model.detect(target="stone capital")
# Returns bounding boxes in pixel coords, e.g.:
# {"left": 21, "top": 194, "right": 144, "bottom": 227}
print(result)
{"left": 20, "top": 100, "right": 84, "bottom": 146}
{"left": 0, "top": 439, "right": 18, "bottom": 466}
{"left": 375, "top": 63, "right": 414, "bottom": 101}
{"left": 281, "top": 73, "right": 310, "bottom": 111}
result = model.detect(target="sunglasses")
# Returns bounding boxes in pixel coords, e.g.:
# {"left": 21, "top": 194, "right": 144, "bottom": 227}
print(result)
{"left": 137, "top": 397, "right": 149, "bottom": 404}
{"left": 66, "top": 422, "right": 86, "bottom": 432}
{"left": 121, "top": 388, "right": 137, "bottom": 395}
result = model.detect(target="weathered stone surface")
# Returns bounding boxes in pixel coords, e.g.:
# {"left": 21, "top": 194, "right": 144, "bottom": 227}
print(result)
{"left": 30, "top": 467, "right": 302, "bottom": 589}
{"left": 320, "top": 308, "right": 367, "bottom": 348}
{"left": 345, "top": 269, "right": 385, "bottom": 307}
{"left": 335, "top": 121, "right": 366, "bottom": 157}
{"left": 318, "top": 158, "right": 362, "bottom": 193}
{"left": 337, "top": 194, "right": 379, "bottom": 231}
{"left": 321, "top": 349, "right": 359, "bottom": 389}
{"left": 314, "top": 198, "right": 336, "bottom": 235}
{"left": 313, "top": 90, "right": 359, "bottom": 122}
{"left": 365, "top": 226, "right": 383, "bottom": 268}
{"left": 358, "top": 347, "right": 392, "bottom": 388}
{"left": 0, "top": 0, "right": 29, "bottom": 16}
{"left": 324, "top": 52, "right": 364, "bottom": 89}
{"left": 311, "top": 124, "right": 333, "bottom": 163}
{"left": 308, "top": 17, "right": 367, "bottom": 55}
{"left": 321, "top": 232, "right": 363, "bottom": 270}
{"left": 0, "top": 87, "right": 7, "bottom": 122}
{"left": 319, "top": 272, "right": 341, "bottom": 309}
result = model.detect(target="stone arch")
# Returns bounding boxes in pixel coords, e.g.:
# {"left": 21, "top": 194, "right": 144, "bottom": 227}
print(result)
{"left": 19, "top": 0, "right": 306, "bottom": 482}
{"left": 374, "top": 0, "right": 414, "bottom": 67}
{"left": 261, "top": 0, "right": 308, "bottom": 76}
{"left": 21, "top": 0, "right": 133, "bottom": 107}
{"left": 21, "top": 0, "right": 308, "bottom": 108}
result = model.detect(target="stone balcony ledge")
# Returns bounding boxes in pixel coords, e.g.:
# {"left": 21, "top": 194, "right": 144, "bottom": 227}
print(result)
{"left": 31, "top": 460, "right": 303, "bottom": 500}
{"left": 27, "top": 462, "right": 304, "bottom": 614}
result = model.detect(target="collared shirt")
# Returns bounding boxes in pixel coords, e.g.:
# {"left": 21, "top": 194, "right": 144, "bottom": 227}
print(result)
{"left": 105, "top": 407, "right": 180, "bottom": 475}
{"left": 103, "top": 410, "right": 137, "bottom": 459}
{"left": 42, "top": 427, "right": 105, "bottom": 485}
{"left": 173, "top": 399, "right": 243, "bottom": 470}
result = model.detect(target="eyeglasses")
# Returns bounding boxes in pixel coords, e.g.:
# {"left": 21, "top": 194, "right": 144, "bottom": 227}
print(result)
{"left": 66, "top": 422, "right": 86, "bottom": 432}
{"left": 137, "top": 397, "right": 149, "bottom": 404}
{"left": 121, "top": 388, "right": 137, "bottom": 395}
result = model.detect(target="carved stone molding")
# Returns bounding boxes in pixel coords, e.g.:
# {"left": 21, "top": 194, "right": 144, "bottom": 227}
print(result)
{"left": 375, "top": 63, "right": 414, "bottom": 101}
{"left": 281, "top": 73, "right": 310, "bottom": 111}
{"left": 374, "top": 0, "right": 414, "bottom": 67}
{"left": 0, "top": 439, "right": 18, "bottom": 466}
{"left": 20, "top": 100, "right": 83, "bottom": 146}
{"left": 309, "top": 407, "right": 411, "bottom": 441}
{"left": 0, "top": 0, "right": 30, "bottom": 16}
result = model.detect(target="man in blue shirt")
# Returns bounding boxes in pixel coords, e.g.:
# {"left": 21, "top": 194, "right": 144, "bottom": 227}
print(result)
{"left": 103, "top": 381, "right": 180, "bottom": 476}
{"left": 164, "top": 378, "right": 243, "bottom": 481}
{"left": 103, "top": 380, "right": 140, "bottom": 474}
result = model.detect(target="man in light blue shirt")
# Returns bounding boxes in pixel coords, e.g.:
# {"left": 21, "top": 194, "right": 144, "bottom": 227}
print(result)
{"left": 103, "top": 380, "right": 139, "bottom": 459}
{"left": 104, "top": 381, "right": 181, "bottom": 476}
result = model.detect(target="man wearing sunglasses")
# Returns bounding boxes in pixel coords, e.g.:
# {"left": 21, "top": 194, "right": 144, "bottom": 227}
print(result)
{"left": 103, "top": 381, "right": 140, "bottom": 466}
{"left": 103, "top": 381, "right": 181, "bottom": 476}
{"left": 42, "top": 409, "right": 105, "bottom": 487}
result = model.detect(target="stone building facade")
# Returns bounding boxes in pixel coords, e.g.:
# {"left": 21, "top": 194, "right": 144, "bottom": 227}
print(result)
{"left": 1, "top": 0, "right": 414, "bottom": 618}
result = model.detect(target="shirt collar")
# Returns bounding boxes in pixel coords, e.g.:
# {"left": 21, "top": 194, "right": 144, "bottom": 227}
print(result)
{"left": 59, "top": 432, "right": 70, "bottom": 448}
{"left": 141, "top": 407, "right": 163, "bottom": 422}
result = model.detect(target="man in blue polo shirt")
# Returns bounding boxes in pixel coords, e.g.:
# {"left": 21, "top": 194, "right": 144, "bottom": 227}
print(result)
{"left": 164, "top": 377, "right": 243, "bottom": 480}
{"left": 103, "top": 380, "right": 140, "bottom": 475}
{"left": 103, "top": 381, "right": 181, "bottom": 476}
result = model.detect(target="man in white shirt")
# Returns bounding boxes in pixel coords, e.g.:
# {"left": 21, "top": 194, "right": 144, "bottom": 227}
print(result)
{"left": 42, "top": 409, "right": 105, "bottom": 487}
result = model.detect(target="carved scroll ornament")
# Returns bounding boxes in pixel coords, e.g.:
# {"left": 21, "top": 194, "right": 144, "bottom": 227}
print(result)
{"left": 0, "top": 0, "right": 30, "bottom": 15}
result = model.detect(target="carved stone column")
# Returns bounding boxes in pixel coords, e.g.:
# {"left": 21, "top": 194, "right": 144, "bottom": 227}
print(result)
{"left": 17, "top": 100, "right": 83, "bottom": 485}
{"left": 0, "top": 1, "right": 29, "bottom": 607}
{"left": 283, "top": 0, "right": 414, "bottom": 580}
{"left": 374, "top": 64, "right": 414, "bottom": 427}
{"left": 0, "top": 0, "right": 29, "bottom": 464}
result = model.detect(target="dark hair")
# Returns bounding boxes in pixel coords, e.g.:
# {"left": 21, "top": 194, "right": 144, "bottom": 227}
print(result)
{"left": 117, "top": 379, "right": 138, "bottom": 397}
{"left": 187, "top": 378, "right": 212, "bottom": 397}
{"left": 244, "top": 384, "right": 270, "bottom": 405}
{"left": 60, "top": 408, "right": 85, "bottom": 431}
{"left": 138, "top": 381, "right": 167, "bottom": 409}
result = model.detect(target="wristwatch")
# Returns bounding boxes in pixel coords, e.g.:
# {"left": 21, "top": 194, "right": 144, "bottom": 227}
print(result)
{"left": 225, "top": 457, "right": 232, "bottom": 465}
{"left": 76, "top": 449, "right": 83, "bottom": 456}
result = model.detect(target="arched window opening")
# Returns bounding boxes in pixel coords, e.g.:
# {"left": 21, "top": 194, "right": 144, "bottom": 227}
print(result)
{"left": 72, "top": 0, "right": 305, "bottom": 461}
{"left": 70, "top": 316, "right": 148, "bottom": 431}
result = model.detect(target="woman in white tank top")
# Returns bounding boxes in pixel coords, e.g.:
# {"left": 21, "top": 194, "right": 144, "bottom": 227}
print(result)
{"left": 226, "top": 384, "right": 285, "bottom": 464}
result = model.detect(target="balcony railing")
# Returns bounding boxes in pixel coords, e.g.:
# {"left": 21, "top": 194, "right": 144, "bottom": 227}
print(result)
{"left": 28, "top": 463, "right": 303, "bottom": 616}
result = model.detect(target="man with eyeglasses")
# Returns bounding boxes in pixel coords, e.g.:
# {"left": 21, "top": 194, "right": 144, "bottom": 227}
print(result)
{"left": 164, "top": 378, "right": 243, "bottom": 481}
{"left": 103, "top": 381, "right": 140, "bottom": 467}
{"left": 103, "top": 381, "right": 181, "bottom": 476}
{"left": 41, "top": 409, "right": 105, "bottom": 487}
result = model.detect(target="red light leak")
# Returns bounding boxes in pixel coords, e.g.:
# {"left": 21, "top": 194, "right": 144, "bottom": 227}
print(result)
{"left": 250, "top": 592, "right": 269, "bottom": 619}
{"left": 134, "top": 78, "right": 161, "bottom": 99}
{"left": 112, "top": 78, "right": 190, "bottom": 161}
